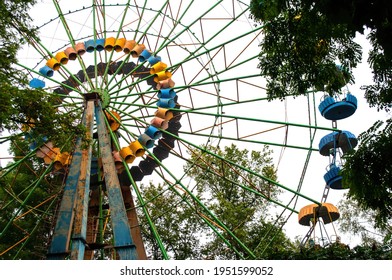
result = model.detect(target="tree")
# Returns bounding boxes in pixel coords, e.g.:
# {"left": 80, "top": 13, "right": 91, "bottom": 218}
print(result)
{"left": 0, "top": 0, "right": 84, "bottom": 258}
{"left": 337, "top": 194, "right": 392, "bottom": 247}
{"left": 272, "top": 242, "right": 392, "bottom": 259}
{"left": 0, "top": 0, "right": 36, "bottom": 82}
{"left": 0, "top": 0, "right": 82, "bottom": 149}
{"left": 250, "top": 0, "right": 392, "bottom": 233}
{"left": 138, "top": 182, "right": 205, "bottom": 259}
{"left": 185, "top": 144, "right": 287, "bottom": 259}
{"left": 249, "top": 0, "right": 362, "bottom": 99}
{"left": 250, "top": 0, "right": 392, "bottom": 105}
{"left": 138, "top": 144, "right": 294, "bottom": 259}
{"left": 0, "top": 138, "right": 64, "bottom": 259}
{"left": 342, "top": 120, "right": 392, "bottom": 229}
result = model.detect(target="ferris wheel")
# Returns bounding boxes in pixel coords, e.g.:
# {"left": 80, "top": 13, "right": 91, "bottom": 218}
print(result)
{"left": 0, "top": 0, "right": 358, "bottom": 259}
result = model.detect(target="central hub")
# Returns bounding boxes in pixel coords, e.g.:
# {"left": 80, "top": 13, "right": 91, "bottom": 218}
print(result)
{"left": 84, "top": 89, "right": 110, "bottom": 108}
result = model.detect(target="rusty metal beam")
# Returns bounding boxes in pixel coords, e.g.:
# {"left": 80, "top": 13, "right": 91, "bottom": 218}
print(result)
{"left": 70, "top": 100, "right": 94, "bottom": 259}
{"left": 95, "top": 101, "right": 138, "bottom": 260}
{"left": 121, "top": 186, "right": 147, "bottom": 260}
{"left": 83, "top": 188, "right": 100, "bottom": 260}
{"left": 47, "top": 106, "right": 89, "bottom": 260}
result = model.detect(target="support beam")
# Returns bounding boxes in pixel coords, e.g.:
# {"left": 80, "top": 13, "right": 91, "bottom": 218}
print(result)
{"left": 70, "top": 100, "right": 95, "bottom": 259}
{"left": 48, "top": 98, "right": 141, "bottom": 260}
{"left": 95, "top": 101, "right": 138, "bottom": 260}
{"left": 47, "top": 107, "right": 89, "bottom": 259}
{"left": 121, "top": 186, "right": 147, "bottom": 260}
{"left": 84, "top": 187, "right": 101, "bottom": 260}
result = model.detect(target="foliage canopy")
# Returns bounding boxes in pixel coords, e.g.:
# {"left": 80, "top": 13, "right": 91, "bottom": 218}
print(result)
{"left": 0, "top": 0, "right": 82, "bottom": 148}
{"left": 342, "top": 120, "right": 392, "bottom": 228}
{"left": 139, "top": 144, "right": 294, "bottom": 259}
{"left": 250, "top": 0, "right": 392, "bottom": 233}
{"left": 250, "top": 0, "right": 392, "bottom": 110}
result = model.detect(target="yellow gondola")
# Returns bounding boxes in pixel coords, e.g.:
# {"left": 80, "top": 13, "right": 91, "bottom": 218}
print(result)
{"left": 298, "top": 203, "right": 339, "bottom": 226}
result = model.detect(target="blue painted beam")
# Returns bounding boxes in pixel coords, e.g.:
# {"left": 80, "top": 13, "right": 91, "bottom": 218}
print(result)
{"left": 47, "top": 109, "right": 89, "bottom": 259}
{"left": 95, "top": 101, "right": 138, "bottom": 260}
{"left": 70, "top": 100, "right": 95, "bottom": 260}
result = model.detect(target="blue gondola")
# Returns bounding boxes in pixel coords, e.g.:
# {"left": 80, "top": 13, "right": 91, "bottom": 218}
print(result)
{"left": 319, "top": 130, "right": 358, "bottom": 156}
{"left": 319, "top": 93, "right": 357, "bottom": 120}
{"left": 144, "top": 125, "right": 162, "bottom": 140}
{"left": 323, "top": 164, "right": 344, "bottom": 190}
{"left": 84, "top": 39, "right": 96, "bottom": 53}
{"left": 138, "top": 133, "right": 155, "bottom": 149}
{"left": 148, "top": 55, "right": 161, "bottom": 66}
{"left": 158, "top": 88, "right": 176, "bottom": 99}
{"left": 338, "top": 130, "right": 358, "bottom": 154}
{"left": 39, "top": 65, "right": 54, "bottom": 77}
{"left": 95, "top": 38, "right": 105, "bottom": 51}
{"left": 157, "top": 98, "right": 175, "bottom": 108}
{"left": 138, "top": 49, "right": 152, "bottom": 62}
{"left": 29, "top": 78, "right": 45, "bottom": 89}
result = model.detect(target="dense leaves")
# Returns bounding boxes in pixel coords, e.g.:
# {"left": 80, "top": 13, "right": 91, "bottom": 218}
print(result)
{"left": 0, "top": 139, "right": 64, "bottom": 259}
{"left": 139, "top": 144, "right": 293, "bottom": 259}
{"left": 271, "top": 242, "right": 392, "bottom": 259}
{"left": 185, "top": 144, "right": 284, "bottom": 259}
{"left": 364, "top": 29, "right": 392, "bottom": 111}
{"left": 250, "top": 0, "right": 362, "bottom": 99}
{"left": 0, "top": 0, "right": 82, "bottom": 149}
{"left": 250, "top": 0, "right": 392, "bottom": 107}
{"left": 0, "top": 0, "right": 80, "bottom": 260}
{"left": 138, "top": 182, "right": 205, "bottom": 259}
{"left": 342, "top": 120, "right": 392, "bottom": 229}
{"left": 250, "top": 0, "right": 392, "bottom": 240}
{"left": 0, "top": 0, "right": 36, "bottom": 90}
